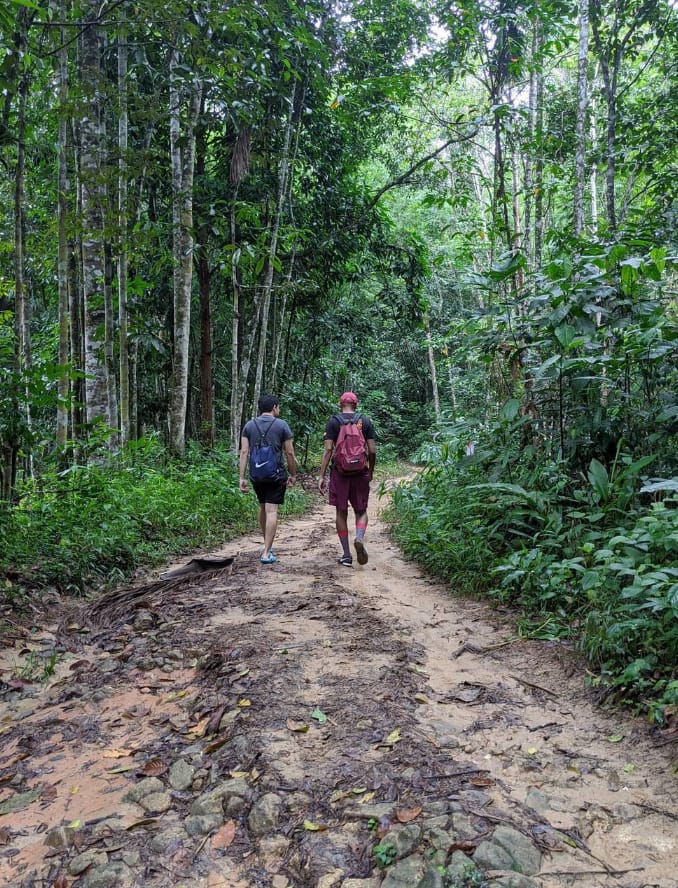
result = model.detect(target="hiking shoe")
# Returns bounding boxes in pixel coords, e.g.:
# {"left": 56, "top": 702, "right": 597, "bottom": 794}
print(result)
{"left": 354, "top": 539, "right": 368, "bottom": 565}
{"left": 337, "top": 555, "right": 353, "bottom": 567}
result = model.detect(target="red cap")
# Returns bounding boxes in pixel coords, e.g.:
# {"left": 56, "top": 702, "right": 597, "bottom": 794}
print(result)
{"left": 339, "top": 391, "right": 358, "bottom": 406}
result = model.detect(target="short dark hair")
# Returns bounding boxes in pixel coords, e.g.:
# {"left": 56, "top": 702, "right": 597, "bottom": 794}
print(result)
{"left": 258, "top": 394, "right": 279, "bottom": 414}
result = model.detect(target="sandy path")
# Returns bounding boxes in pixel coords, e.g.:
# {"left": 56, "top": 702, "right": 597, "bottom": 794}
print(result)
{"left": 0, "top": 490, "right": 676, "bottom": 887}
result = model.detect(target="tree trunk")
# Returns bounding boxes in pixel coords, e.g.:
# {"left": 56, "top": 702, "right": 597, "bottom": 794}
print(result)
{"left": 118, "top": 24, "right": 131, "bottom": 446}
{"left": 14, "top": 59, "right": 32, "bottom": 480}
{"left": 252, "top": 80, "right": 298, "bottom": 412}
{"left": 533, "top": 56, "right": 545, "bottom": 269}
{"left": 103, "top": 240, "right": 119, "bottom": 444}
{"left": 195, "top": 108, "right": 214, "bottom": 448}
{"left": 79, "top": 3, "right": 109, "bottom": 426}
{"left": 230, "top": 199, "right": 244, "bottom": 450}
{"left": 56, "top": 9, "right": 71, "bottom": 454}
{"left": 589, "top": 70, "right": 599, "bottom": 232}
{"left": 523, "top": 22, "right": 539, "bottom": 269}
{"left": 573, "top": 0, "right": 589, "bottom": 237}
{"left": 168, "top": 48, "right": 202, "bottom": 457}
{"left": 424, "top": 316, "right": 441, "bottom": 424}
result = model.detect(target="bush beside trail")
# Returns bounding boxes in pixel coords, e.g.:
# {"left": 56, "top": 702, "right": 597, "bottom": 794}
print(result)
{"left": 385, "top": 443, "right": 678, "bottom": 726}
{"left": 0, "top": 439, "right": 311, "bottom": 602}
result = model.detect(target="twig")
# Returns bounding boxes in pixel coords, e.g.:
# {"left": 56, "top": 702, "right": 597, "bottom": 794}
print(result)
{"left": 193, "top": 832, "right": 210, "bottom": 860}
{"left": 452, "top": 638, "right": 520, "bottom": 658}
{"left": 637, "top": 802, "right": 678, "bottom": 822}
{"left": 510, "top": 674, "right": 559, "bottom": 698}
{"left": 540, "top": 868, "right": 643, "bottom": 878}
{"left": 423, "top": 767, "right": 491, "bottom": 780}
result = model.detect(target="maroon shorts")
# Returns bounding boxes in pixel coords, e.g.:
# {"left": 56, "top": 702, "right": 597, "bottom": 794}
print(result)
{"left": 328, "top": 470, "right": 370, "bottom": 513}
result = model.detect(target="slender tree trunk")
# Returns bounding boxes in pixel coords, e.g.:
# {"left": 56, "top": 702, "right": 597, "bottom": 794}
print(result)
{"left": 168, "top": 48, "right": 202, "bottom": 457}
{"left": 56, "top": 9, "right": 71, "bottom": 454}
{"left": 509, "top": 131, "right": 524, "bottom": 294}
{"left": 69, "top": 224, "right": 85, "bottom": 449}
{"left": 270, "top": 83, "right": 305, "bottom": 392}
{"left": 252, "top": 81, "right": 298, "bottom": 412}
{"left": 103, "top": 241, "right": 119, "bottom": 444}
{"left": 603, "top": 85, "right": 617, "bottom": 232}
{"left": 589, "top": 71, "right": 599, "bottom": 232}
{"left": 118, "top": 24, "right": 131, "bottom": 446}
{"left": 270, "top": 261, "right": 294, "bottom": 392}
{"left": 573, "top": 0, "right": 589, "bottom": 236}
{"left": 228, "top": 126, "right": 252, "bottom": 449}
{"left": 230, "top": 200, "right": 244, "bottom": 450}
{"left": 79, "top": 4, "right": 109, "bottom": 426}
{"left": 424, "top": 316, "right": 441, "bottom": 424}
{"left": 14, "top": 62, "right": 32, "bottom": 481}
{"left": 195, "top": 109, "right": 214, "bottom": 447}
{"left": 523, "top": 22, "right": 539, "bottom": 269}
{"left": 533, "top": 55, "right": 545, "bottom": 269}
{"left": 491, "top": 107, "right": 512, "bottom": 258}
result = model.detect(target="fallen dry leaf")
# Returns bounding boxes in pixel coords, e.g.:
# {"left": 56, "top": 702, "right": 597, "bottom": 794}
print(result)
{"left": 41, "top": 784, "right": 58, "bottom": 802}
{"left": 188, "top": 716, "right": 210, "bottom": 738}
{"left": 468, "top": 777, "right": 495, "bottom": 787}
{"left": 286, "top": 718, "right": 309, "bottom": 733}
{"left": 102, "top": 748, "right": 133, "bottom": 759}
{"left": 205, "top": 703, "right": 229, "bottom": 736}
{"left": 396, "top": 805, "right": 422, "bottom": 823}
{"left": 205, "top": 737, "right": 229, "bottom": 754}
{"left": 211, "top": 820, "right": 236, "bottom": 849}
{"left": 138, "top": 758, "right": 168, "bottom": 777}
{"left": 121, "top": 705, "right": 151, "bottom": 719}
{"left": 378, "top": 727, "right": 401, "bottom": 747}
{"left": 449, "top": 839, "right": 478, "bottom": 854}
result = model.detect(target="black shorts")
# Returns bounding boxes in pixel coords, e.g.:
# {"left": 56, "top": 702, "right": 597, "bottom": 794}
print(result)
{"left": 252, "top": 477, "right": 287, "bottom": 505}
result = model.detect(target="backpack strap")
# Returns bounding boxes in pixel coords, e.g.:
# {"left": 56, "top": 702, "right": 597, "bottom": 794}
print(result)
{"left": 335, "top": 412, "right": 360, "bottom": 426}
{"left": 253, "top": 417, "right": 277, "bottom": 444}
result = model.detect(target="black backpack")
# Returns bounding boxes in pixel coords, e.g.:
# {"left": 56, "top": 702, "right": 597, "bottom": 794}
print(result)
{"left": 249, "top": 419, "right": 281, "bottom": 481}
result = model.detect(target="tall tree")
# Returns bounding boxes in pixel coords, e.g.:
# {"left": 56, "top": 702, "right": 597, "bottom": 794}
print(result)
{"left": 573, "top": 0, "right": 590, "bottom": 236}
{"left": 78, "top": 1, "right": 110, "bottom": 426}
{"left": 168, "top": 46, "right": 202, "bottom": 456}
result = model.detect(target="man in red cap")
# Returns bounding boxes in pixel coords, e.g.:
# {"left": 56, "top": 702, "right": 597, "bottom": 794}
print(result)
{"left": 318, "top": 392, "right": 376, "bottom": 566}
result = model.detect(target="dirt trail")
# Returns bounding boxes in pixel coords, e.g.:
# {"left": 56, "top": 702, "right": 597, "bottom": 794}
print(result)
{"left": 1, "top": 489, "right": 677, "bottom": 888}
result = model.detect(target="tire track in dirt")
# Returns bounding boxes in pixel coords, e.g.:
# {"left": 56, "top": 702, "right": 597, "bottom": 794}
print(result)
{"left": 0, "top": 490, "right": 676, "bottom": 887}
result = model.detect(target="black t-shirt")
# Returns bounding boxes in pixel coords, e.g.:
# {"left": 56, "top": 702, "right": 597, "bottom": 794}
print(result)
{"left": 323, "top": 412, "right": 376, "bottom": 443}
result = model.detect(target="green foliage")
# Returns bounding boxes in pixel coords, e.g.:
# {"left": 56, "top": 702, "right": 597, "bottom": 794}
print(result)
{"left": 385, "top": 449, "right": 498, "bottom": 596}
{"left": 14, "top": 648, "right": 59, "bottom": 682}
{"left": 444, "top": 863, "right": 488, "bottom": 888}
{"left": 387, "top": 388, "right": 678, "bottom": 720}
{"left": 0, "top": 438, "right": 311, "bottom": 598}
{"left": 373, "top": 842, "right": 397, "bottom": 868}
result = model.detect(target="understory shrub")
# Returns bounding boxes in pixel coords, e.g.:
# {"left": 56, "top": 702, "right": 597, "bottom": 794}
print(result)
{"left": 386, "top": 438, "right": 678, "bottom": 721}
{"left": 1, "top": 440, "right": 310, "bottom": 599}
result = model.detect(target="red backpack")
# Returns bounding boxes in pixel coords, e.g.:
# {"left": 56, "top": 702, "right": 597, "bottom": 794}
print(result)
{"left": 333, "top": 413, "right": 368, "bottom": 474}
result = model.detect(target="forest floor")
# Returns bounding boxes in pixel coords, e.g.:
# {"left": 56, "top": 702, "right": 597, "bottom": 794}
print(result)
{"left": 1, "top": 484, "right": 677, "bottom": 888}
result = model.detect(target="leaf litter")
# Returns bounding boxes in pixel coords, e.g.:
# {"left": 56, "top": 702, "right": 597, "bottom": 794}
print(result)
{"left": 0, "top": 503, "right": 677, "bottom": 887}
